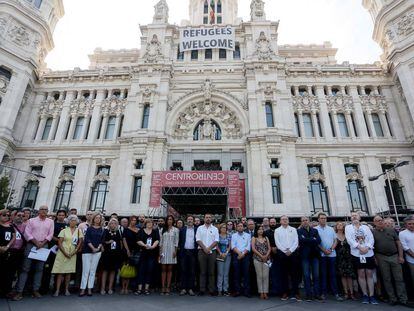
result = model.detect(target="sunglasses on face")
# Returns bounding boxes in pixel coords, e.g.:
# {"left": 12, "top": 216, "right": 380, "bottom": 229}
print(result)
{"left": 1, "top": 214, "right": 10, "bottom": 217}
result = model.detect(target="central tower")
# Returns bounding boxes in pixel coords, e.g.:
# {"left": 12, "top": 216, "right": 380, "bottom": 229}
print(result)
{"left": 189, "top": 0, "right": 239, "bottom": 26}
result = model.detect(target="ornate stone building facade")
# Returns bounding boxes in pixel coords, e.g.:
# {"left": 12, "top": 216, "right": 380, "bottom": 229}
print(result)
{"left": 0, "top": 0, "right": 413, "bottom": 218}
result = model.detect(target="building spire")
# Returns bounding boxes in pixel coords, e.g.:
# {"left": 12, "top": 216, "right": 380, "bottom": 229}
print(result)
{"left": 153, "top": 0, "right": 169, "bottom": 24}
{"left": 250, "top": 0, "right": 266, "bottom": 22}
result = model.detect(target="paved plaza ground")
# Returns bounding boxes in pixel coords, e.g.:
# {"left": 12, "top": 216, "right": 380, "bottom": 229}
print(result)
{"left": 0, "top": 295, "right": 409, "bottom": 311}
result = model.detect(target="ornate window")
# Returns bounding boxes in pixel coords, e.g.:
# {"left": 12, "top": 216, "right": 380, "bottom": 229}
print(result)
{"left": 308, "top": 165, "right": 330, "bottom": 214}
{"left": 73, "top": 117, "right": 85, "bottom": 140}
{"left": 191, "top": 50, "right": 198, "bottom": 61}
{"left": 233, "top": 43, "right": 241, "bottom": 59}
{"left": 382, "top": 164, "right": 407, "bottom": 212}
{"left": 345, "top": 164, "right": 368, "bottom": 213}
{"left": 219, "top": 49, "right": 227, "bottom": 60}
{"left": 41, "top": 117, "right": 53, "bottom": 141}
{"left": 193, "top": 119, "right": 221, "bottom": 141}
{"left": 132, "top": 177, "right": 142, "bottom": 204}
{"left": 20, "top": 166, "right": 43, "bottom": 210}
{"left": 177, "top": 45, "right": 184, "bottom": 61}
{"left": 337, "top": 113, "right": 350, "bottom": 137}
{"left": 203, "top": 0, "right": 222, "bottom": 24}
{"left": 142, "top": 104, "right": 150, "bottom": 129}
{"left": 265, "top": 102, "right": 274, "bottom": 128}
{"left": 271, "top": 177, "right": 282, "bottom": 204}
{"left": 104, "top": 116, "right": 116, "bottom": 139}
{"left": 53, "top": 166, "right": 76, "bottom": 211}
{"left": 89, "top": 166, "right": 110, "bottom": 212}
{"left": 303, "top": 113, "right": 314, "bottom": 137}
{"left": 205, "top": 49, "right": 213, "bottom": 60}
{"left": 372, "top": 113, "right": 384, "bottom": 137}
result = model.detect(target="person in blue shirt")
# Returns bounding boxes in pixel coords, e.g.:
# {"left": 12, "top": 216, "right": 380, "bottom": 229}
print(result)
{"left": 297, "top": 216, "right": 321, "bottom": 301}
{"left": 231, "top": 222, "right": 251, "bottom": 297}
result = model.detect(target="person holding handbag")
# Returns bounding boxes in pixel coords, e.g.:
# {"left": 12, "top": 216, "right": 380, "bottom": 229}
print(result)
{"left": 51, "top": 215, "right": 83, "bottom": 297}
{"left": 252, "top": 225, "right": 271, "bottom": 300}
{"left": 121, "top": 216, "right": 140, "bottom": 294}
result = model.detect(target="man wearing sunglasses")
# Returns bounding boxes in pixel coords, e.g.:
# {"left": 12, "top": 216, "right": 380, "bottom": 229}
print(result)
{"left": 0, "top": 209, "right": 16, "bottom": 297}
{"left": 13, "top": 205, "right": 54, "bottom": 301}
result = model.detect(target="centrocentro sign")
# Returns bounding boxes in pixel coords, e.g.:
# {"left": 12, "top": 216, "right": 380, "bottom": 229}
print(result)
{"left": 180, "top": 26, "right": 235, "bottom": 52}
{"left": 163, "top": 171, "right": 227, "bottom": 187}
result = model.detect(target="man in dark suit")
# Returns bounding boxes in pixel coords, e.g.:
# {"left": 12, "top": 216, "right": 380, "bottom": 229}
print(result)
{"left": 179, "top": 215, "right": 198, "bottom": 296}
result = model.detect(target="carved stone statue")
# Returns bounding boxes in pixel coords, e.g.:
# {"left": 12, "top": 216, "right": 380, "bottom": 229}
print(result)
{"left": 143, "top": 34, "right": 163, "bottom": 63}
{"left": 202, "top": 119, "right": 214, "bottom": 140}
{"left": 202, "top": 79, "right": 213, "bottom": 102}
{"left": 250, "top": 0, "right": 266, "bottom": 21}
{"left": 153, "top": 0, "right": 169, "bottom": 24}
{"left": 255, "top": 31, "right": 274, "bottom": 60}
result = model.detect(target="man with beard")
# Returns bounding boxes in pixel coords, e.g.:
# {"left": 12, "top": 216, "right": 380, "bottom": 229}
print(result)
{"left": 137, "top": 214, "right": 146, "bottom": 229}
{"left": 265, "top": 218, "right": 280, "bottom": 296}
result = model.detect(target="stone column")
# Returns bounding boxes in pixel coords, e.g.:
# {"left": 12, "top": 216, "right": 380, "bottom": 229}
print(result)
{"left": 297, "top": 111, "right": 305, "bottom": 138}
{"left": 80, "top": 115, "right": 90, "bottom": 141}
{"left": 88, "top": 90, "right": 106, "bottom": 143}
{"left": 345, "top": 111, "right": 356, "bottom": 138}
{"left": 48, "top": 114, "right": 60, "bottom": 141}
{"left": 349, "top": 86, "right": 369, "bottom": 140}
{"left": 365, "top": 110, "right": 376, "bottom": 139}
{"left": 113, "top": 114, "right": 122, "bottom": 141}
{"left": 99, "top": 114, "right": 109, "bottom": 142}
{"left": 311, "top": 110, "right": 320, "bottom": 139}
{"left": 34, "top": 116, "right": 47, "bottom": 142}
{"left": 55, "top": 91, "right": 76, "bottom": 144}
{"left": 379, "top": 110, "right": 391, "bottom": 138}
{"left": 67, "top": 115, "right": 78, "bottom": 142}
{"left": 137, "top": 104, "right": 145, "bottom": 129}
{"left": 315, "top": 86, "right": 332, "bottom": 140}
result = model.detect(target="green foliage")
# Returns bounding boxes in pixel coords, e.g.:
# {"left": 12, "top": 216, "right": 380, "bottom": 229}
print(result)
{"left": 0, "top": 176, "right": 10, "bottom": 209}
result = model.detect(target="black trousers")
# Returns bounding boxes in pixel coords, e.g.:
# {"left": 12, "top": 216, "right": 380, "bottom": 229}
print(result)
{"left": 180, "top": 250, "right": 197, "bottom": 291}
{"left": 0, "top": 252, "right": 14, "bottom": 296}
{"left": 277, "top": 250, "right": 300, "bottom": 296}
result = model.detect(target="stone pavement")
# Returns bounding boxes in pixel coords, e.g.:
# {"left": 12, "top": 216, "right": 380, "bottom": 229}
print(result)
{"left": 0, "top": 294, "right": 409, "bottom": 311}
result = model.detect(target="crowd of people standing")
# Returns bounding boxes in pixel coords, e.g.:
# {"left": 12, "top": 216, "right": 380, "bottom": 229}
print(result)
{"left": 0, "top": 206, "right": 413, "bottom": 307}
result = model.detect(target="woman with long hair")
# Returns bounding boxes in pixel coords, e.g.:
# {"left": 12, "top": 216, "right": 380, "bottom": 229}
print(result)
{"left": 216, "top": 223, "right": 231, "bottom": 296}
{"left": 335, "top": 221, "right": 356, "bottom": 300}
{"left": 160, "top": 215, "right": 179, "bottom": 295}
{"left": 252, "top": 225, "right": 271, "bottom": 300}
{"left": 80, "top": 213, "right": 104, "bottom": 297}
{"left": 121, "top": 216, "right": 139, "bottom": 294}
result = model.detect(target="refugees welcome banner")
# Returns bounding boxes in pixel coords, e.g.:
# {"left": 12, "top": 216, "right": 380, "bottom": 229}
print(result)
{"left": 180, "top": 26, "right": 235, "bottom": 52}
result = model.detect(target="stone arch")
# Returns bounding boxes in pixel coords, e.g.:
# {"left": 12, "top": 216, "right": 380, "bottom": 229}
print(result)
{"left": 166, "top": 92, "right": 249, "bottom": 140}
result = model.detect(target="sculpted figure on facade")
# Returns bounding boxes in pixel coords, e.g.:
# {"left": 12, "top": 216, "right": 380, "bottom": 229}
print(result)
{"left": 153, "top": 0, "right": 169, "bottom": 24}
{"left": 143, "top": 34, "right": 164, "bottom": 63}
{"left": 250, "top": 0, "right": 265, "bottom": 21}
{"left": 254, "top": 31, "right": 274, "bottom": 60}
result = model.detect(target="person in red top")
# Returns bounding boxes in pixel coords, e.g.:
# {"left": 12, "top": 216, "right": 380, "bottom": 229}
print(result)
{"left": 13, "top": 205, "right": 54, "bottom": 301}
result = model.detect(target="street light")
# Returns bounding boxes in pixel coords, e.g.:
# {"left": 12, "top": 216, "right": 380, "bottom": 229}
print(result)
{"left": 0, "top": 163, "right": 46, "bottom": 208}
{"left": 368, "top": 161, "right": 410, "bottom": 228}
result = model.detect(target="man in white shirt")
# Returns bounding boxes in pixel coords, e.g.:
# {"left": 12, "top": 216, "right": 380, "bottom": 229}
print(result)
{"left": 274, "top": 215, "right": 300, "bottom": 301}
{"left": 195, "top": 214, "right": 219, "bottom": 295}
{"left": 399, "top": 216, "right": 414, "bottom": 284}
{"left": 231, "top": 222, "right": 251, "bottom": 297}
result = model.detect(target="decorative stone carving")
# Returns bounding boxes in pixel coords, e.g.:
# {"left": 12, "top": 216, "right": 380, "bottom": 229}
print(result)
{"left": 202, "top": 79, "right": 213, "bottom": 102}
{"left": 197, "top": 118, "right": 218, "bottom": 141}
{"left": 326, "top": 95, "right": 354, "bottom": 112}
{"left": 7, "top": 24, "right": 30, "bottom": 47}
{"left": 0, "top": 76, "right": 8, "bottom": 94}
{"left": 397, "top": 13, "right": 414, "bottom": 37}
{"left": 25, "top": 174, "right": 39, "bottom": 183}
{"left": 169, "top": 85, "right": 248, "bottom": 111}
{"left": 308, "top": 172, "right": 326, "bottom": 183}
{"left": 93, "top": 171, "right": 110, "bottom": 183}
{"left": 39, "top": 99, "right": 64, "bottom": 117}
{"left": 254, "top": 32, "right": 274, "bottom": 60}
{"left": 346, "top": 172, "right": 364, "bottom": 183}
{"left": 360, "top": 95, "right": 388, "bottom": 112}
{"left": 70, "top": 98, "right": 95, "bottom": 116}
{"left": 173, "top": 101, "right": 242, "bottom": 140}
{"left": 0, "top": 16, "right": 7, "bottom": 35}
{"left": 143, "top": 34, "right": 164, "bottom": 63}
{"left": 250, "top": 0, "right": 265, "bottom": 22}
{"left": 101, "top": 97, "right": 127, "bottom": 116}
{"left": 153, "top": 0, "right": 169, "bottom": 24}
{"left": 292, "top": 95, "right": 320, "bottom": 112}
{"left": 58, "top": 172, "right": 75, "bottom": 183}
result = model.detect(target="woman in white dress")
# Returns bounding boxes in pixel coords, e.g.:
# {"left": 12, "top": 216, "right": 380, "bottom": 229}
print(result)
{"left": 159, "top": 215, "right": 179, "bottom": 295}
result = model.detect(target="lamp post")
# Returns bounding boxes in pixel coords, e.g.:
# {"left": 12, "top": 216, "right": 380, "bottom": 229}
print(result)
{"left": 368, "top": 161, "right": 410, "bottom": 228}
{"left": 0, "top": 163, "right": 46, "bottom": 208}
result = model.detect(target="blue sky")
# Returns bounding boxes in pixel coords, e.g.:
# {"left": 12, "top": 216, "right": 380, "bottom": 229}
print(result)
{"left": 45, "top": 0, "right": 382, "bottom": 70}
